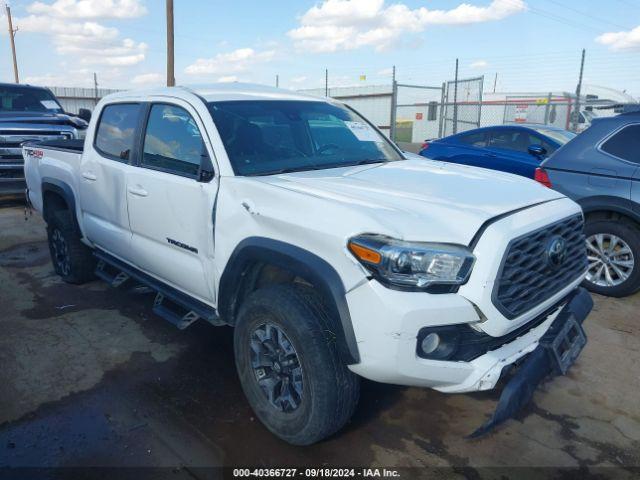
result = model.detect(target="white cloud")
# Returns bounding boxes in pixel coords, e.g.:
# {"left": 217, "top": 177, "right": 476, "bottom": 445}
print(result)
{"left": 0, "top": 0, "right": 148, "bottom": 80}
{"left": 131, "top": 73, "right": 165, "bottom": 86}
{"left": 27, "top": 0, "right": 147, "bottom": 19}
{"left": 377, "top": 67, "right": 393, "bottom": 76}
{"left": 290, "top": 76, "right": 308, "bottom": 83}
{"left": 217, "top": 76, "right": 239, "bottom": 83}
{"left": 470, "top": 60, "right": 488, "bottom": 68}
{"left": 288, "top": 0, "right": 527, "bottom": 52}
{"left": 185, "top": 48, "right": 276, "bottom": 76}
{"left": 7, "top": 14, "right": 148, "bottom": 66}
{"left": 24, "top": 67, "right": 120, "bottom": 87}
{"left": 596, "top": 25, "right": 640, "bottom": 51}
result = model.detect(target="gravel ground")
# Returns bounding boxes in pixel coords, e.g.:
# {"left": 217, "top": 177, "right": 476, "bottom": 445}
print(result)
{"left": 0, "top": 201, "right": 638, "bottom": 479}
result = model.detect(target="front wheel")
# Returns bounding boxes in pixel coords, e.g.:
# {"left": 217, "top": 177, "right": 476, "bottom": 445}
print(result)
{"left": 234, "top": 284, "right": 360, "bottom": 445}
{"left": 584, "top": 219, "right": 640, "bottom": 297}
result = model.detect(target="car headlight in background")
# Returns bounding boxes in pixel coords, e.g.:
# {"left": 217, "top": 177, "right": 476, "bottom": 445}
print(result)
{"left": 76, "top": 129, "right": 87, "bottom": 140}
{"left": 348, "top": 234, "right": 475, "bottom": 290}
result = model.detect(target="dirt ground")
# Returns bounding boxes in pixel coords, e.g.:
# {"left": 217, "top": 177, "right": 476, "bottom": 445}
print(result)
{"left": 1, "top": 201, "right": 639, "bottom": 478}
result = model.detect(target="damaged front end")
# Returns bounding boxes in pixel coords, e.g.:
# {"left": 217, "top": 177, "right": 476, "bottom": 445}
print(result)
{"left": 470, "top": 287, "right": 593, "bottom": 438}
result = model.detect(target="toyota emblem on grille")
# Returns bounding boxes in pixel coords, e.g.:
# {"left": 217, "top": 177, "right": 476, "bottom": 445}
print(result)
{"left": 547, "top": 236, "right": 567, "bottom": 269}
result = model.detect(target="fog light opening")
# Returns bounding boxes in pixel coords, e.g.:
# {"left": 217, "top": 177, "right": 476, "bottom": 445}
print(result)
{"left": 421, "top": 333, "right": 441, "bottom": 355}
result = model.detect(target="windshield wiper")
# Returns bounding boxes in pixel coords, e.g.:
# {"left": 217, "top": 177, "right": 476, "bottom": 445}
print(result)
{"left": 246, "top": 159, "right": 389, "bottom": 177}
{"left": 245, "top": 165, "right": 323, "bottom": 176}
{"left": 354, "top": 158, "right": 388, "bottom": 165}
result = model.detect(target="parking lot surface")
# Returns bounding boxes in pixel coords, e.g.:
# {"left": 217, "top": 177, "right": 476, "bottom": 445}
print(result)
{"left": 1, "top": 202, "right": 639, "bottom": 477}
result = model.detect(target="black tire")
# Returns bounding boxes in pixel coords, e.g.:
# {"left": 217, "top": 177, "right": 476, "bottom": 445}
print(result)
{"left": 234, "top": 284, "right": 360, "bottom": 445}
{"left": 583, "top": 219, "right": 640, "bottom": 297}
{"left": 46, "top": 209, "right": 96, "bottom": 284}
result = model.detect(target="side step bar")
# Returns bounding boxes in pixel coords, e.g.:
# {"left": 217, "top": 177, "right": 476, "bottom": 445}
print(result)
{"left": 95, "top": 250, "right": 224, "bottom": 330}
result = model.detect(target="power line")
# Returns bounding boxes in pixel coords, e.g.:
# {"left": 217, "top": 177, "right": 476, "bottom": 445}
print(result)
{"left": 544, "top": 0, "right": 631, "bottom": 30}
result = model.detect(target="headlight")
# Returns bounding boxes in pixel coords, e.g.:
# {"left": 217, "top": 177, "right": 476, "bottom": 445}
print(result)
{"left": 347, "top": 234, "right": 475, "bottom": 290}
{"left": 76, "top": 129, "right": 87, "bottom": 140}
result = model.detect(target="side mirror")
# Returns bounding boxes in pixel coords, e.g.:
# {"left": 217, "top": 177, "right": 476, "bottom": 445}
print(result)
{"left": 528, "top": 144, "right": 547, "bottom": 158}
{"left": 78, "top": 108, "right": 92, "bottom": 122}
{"left": 198, "top": 152, "right": 215, "bottom": 182}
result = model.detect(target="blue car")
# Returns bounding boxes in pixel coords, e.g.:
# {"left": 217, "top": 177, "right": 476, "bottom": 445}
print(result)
{"left": 419, "top": 125, "right": 576, "bottom": 179}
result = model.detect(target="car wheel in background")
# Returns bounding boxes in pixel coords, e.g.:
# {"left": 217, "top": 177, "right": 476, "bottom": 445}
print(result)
{"left": 584, "top": 219, "right": 640, "bottom": 297}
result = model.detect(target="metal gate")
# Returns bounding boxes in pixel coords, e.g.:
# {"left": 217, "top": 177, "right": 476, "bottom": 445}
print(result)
{"left": 442, "top": 76, "right": 484, "bottom": 137}
{"left": 390, "top": 82, "right": 445, "bottom": 151}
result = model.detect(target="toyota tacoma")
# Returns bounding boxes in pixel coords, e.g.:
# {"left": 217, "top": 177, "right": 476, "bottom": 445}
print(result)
{"left": 23, "top": 84, "right": 592, "bottom": 445}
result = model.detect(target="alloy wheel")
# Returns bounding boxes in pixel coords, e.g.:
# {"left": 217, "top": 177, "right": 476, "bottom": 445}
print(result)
{"left": 586, "top": 233, "right": 635, "bottom": 287}
{"left": 51, "top": 229, "right": 71, "bottom": 276}
{"left": 250, "top": 323, "right": 303, "bottom": 412}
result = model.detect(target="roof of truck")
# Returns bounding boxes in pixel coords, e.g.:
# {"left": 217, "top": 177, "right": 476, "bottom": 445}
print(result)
{"left": 106, "top": 83, "right": 327, "bottom": 103}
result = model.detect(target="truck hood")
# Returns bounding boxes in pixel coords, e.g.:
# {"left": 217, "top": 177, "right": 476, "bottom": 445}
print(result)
{"left": 0, "top": 112, "right": 87, "bottom": 130}
{"left": 260, "top": 159, "right": 565, "bottom": 245}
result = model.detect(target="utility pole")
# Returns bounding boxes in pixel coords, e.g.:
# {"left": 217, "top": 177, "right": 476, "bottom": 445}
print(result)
{"left": 275, "top": 74, "right": 279, "bottom": 88}
{"left": 166, "top": 0, "right": 175, "bottom": 87}
{"left": 452, "top": 58, "right": 459, "bottom": 134}
{"left": 389, "top": 65, "right": 397, "bottom": 142}
{"left": 493, "top": 72, "right": 498, "bottom": 93}
{"left": 5, "top": 3, "right": 19, "bottom": 83}
{"left": 572, "top": 48, "right": 586, "bottom": 132}
{"left": 93, "top": 72, "right": 99, "bottom": 106}
{"left": 324, "top": 69, "right": 328, "bottom": 97}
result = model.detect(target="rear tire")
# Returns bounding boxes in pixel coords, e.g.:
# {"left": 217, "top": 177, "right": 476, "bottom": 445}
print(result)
{"left": 46, "top": 210, "right": 96, "bottom": 284}
{"left": 583, "top": 219, "right": 640, "bottom": 297}
{"left": 234, "top": 284, "right": 360, "bottom": 445}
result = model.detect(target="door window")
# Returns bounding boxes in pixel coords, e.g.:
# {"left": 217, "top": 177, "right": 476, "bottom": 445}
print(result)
{"left": 601, "top": 124, "right": 640, "bottom": 164}
{"left": 528, "top": 135, "right": 557, "bottom": 155}
{"left": 458, "top": 131, "right": 487, "bottom": 147}
{"left": 95, "top": 103, "right": 142, "bottom": 162}
{"left": 142, "top": 104, "right": 206, "bottom": 177}
{"left": 488, "top": 130, "right": 534, "bottom": 153}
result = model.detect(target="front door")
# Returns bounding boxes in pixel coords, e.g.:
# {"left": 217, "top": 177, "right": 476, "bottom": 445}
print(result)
{"left": 126, "top": 101, "right": 218, "bottom": 304}
{"left": 78, "top": 102, "right": 143, "bottom": 260}
{"left": 485, "top": 128, "right": 542, "bottom": 178}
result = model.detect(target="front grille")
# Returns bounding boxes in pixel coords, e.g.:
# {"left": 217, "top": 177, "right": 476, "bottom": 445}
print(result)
{"left": 493, "top": 214, "right": 587, "bottom": 319}
{"left": 0, "top": 169, "right": 23, "bottom": 179}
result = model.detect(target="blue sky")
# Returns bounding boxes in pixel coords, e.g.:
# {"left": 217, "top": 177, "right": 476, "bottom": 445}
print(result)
{"left": 1, "top": 0, "right": 639, "bottom": 98}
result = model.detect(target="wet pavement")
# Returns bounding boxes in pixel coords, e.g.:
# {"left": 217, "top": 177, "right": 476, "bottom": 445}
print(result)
{"left": 1, "top": 201, "right": 639, "bottom": 478}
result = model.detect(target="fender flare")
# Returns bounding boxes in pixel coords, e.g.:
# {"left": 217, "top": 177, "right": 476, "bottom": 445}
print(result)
{"left": 41, "top": 177, "right": 80, "bottom": 230}
{"left": 578, "top": 196, "right": 640, "bottom": 225}
{"left": 219, "top": 237, "right": 360, "bottom": 365}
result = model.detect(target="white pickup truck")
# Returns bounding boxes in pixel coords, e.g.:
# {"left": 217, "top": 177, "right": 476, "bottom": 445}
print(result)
{"left": 23, "top": 84, "right": 592, "bottom": 445}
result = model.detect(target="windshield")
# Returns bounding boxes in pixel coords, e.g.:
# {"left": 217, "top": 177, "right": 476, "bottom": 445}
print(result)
{"left": 532, "top": 127, "right": 576, "bottom": 145}
{"left": 207, "top": 100, "right": 403, "bottom": 176}
{"left": 0, "top": 85, "right": 63, "bottom": 113}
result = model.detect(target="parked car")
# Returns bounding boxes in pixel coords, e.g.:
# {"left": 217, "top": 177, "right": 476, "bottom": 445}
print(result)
{"left": 419, "top": 125, "right": 576, "bottom": 179}
{"left": 24, "top": 84, "right": 592, "bottom": 444}
{"left": 536, "top": 109, "right": 640, "bottom": 297}
{"left": 0, "top": 83, "right": 89, "bottom": 195}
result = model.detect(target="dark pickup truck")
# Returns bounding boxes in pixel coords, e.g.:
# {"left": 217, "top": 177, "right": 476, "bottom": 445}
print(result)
{"left": 0, "top": 83, "right": 89, "bottom": 195}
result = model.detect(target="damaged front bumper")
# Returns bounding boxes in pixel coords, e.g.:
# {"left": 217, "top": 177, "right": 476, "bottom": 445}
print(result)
{"left": 470, "top": 287, "right": 593, "bottom": 437}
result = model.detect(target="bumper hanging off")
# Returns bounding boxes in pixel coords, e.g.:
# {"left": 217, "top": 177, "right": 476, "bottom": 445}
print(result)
{"left": 470, "top": 287, "right": 593, "bottom": 438}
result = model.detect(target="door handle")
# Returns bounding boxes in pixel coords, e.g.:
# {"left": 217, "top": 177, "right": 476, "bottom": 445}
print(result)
{"left": 81, "top": 171, "right": 97, "bottom": 181}
{"left": 128, "top": 186, "right": 148, "bottom": 197}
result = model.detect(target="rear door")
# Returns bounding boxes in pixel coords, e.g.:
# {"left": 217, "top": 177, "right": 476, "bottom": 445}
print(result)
{"left": 601, "top": 123, "right": 640, "bottom": 208}
{"left": 485, "top": 128, "right": 542, "bottom": 178}
{"left": 434, "top": 130, "right": 489, "bottom": 167}
{"left": 126, "top": 100, "right": 218, "bottom": 304}
{"left": 79, "top": 102, "right": 142, "bottom": 260}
